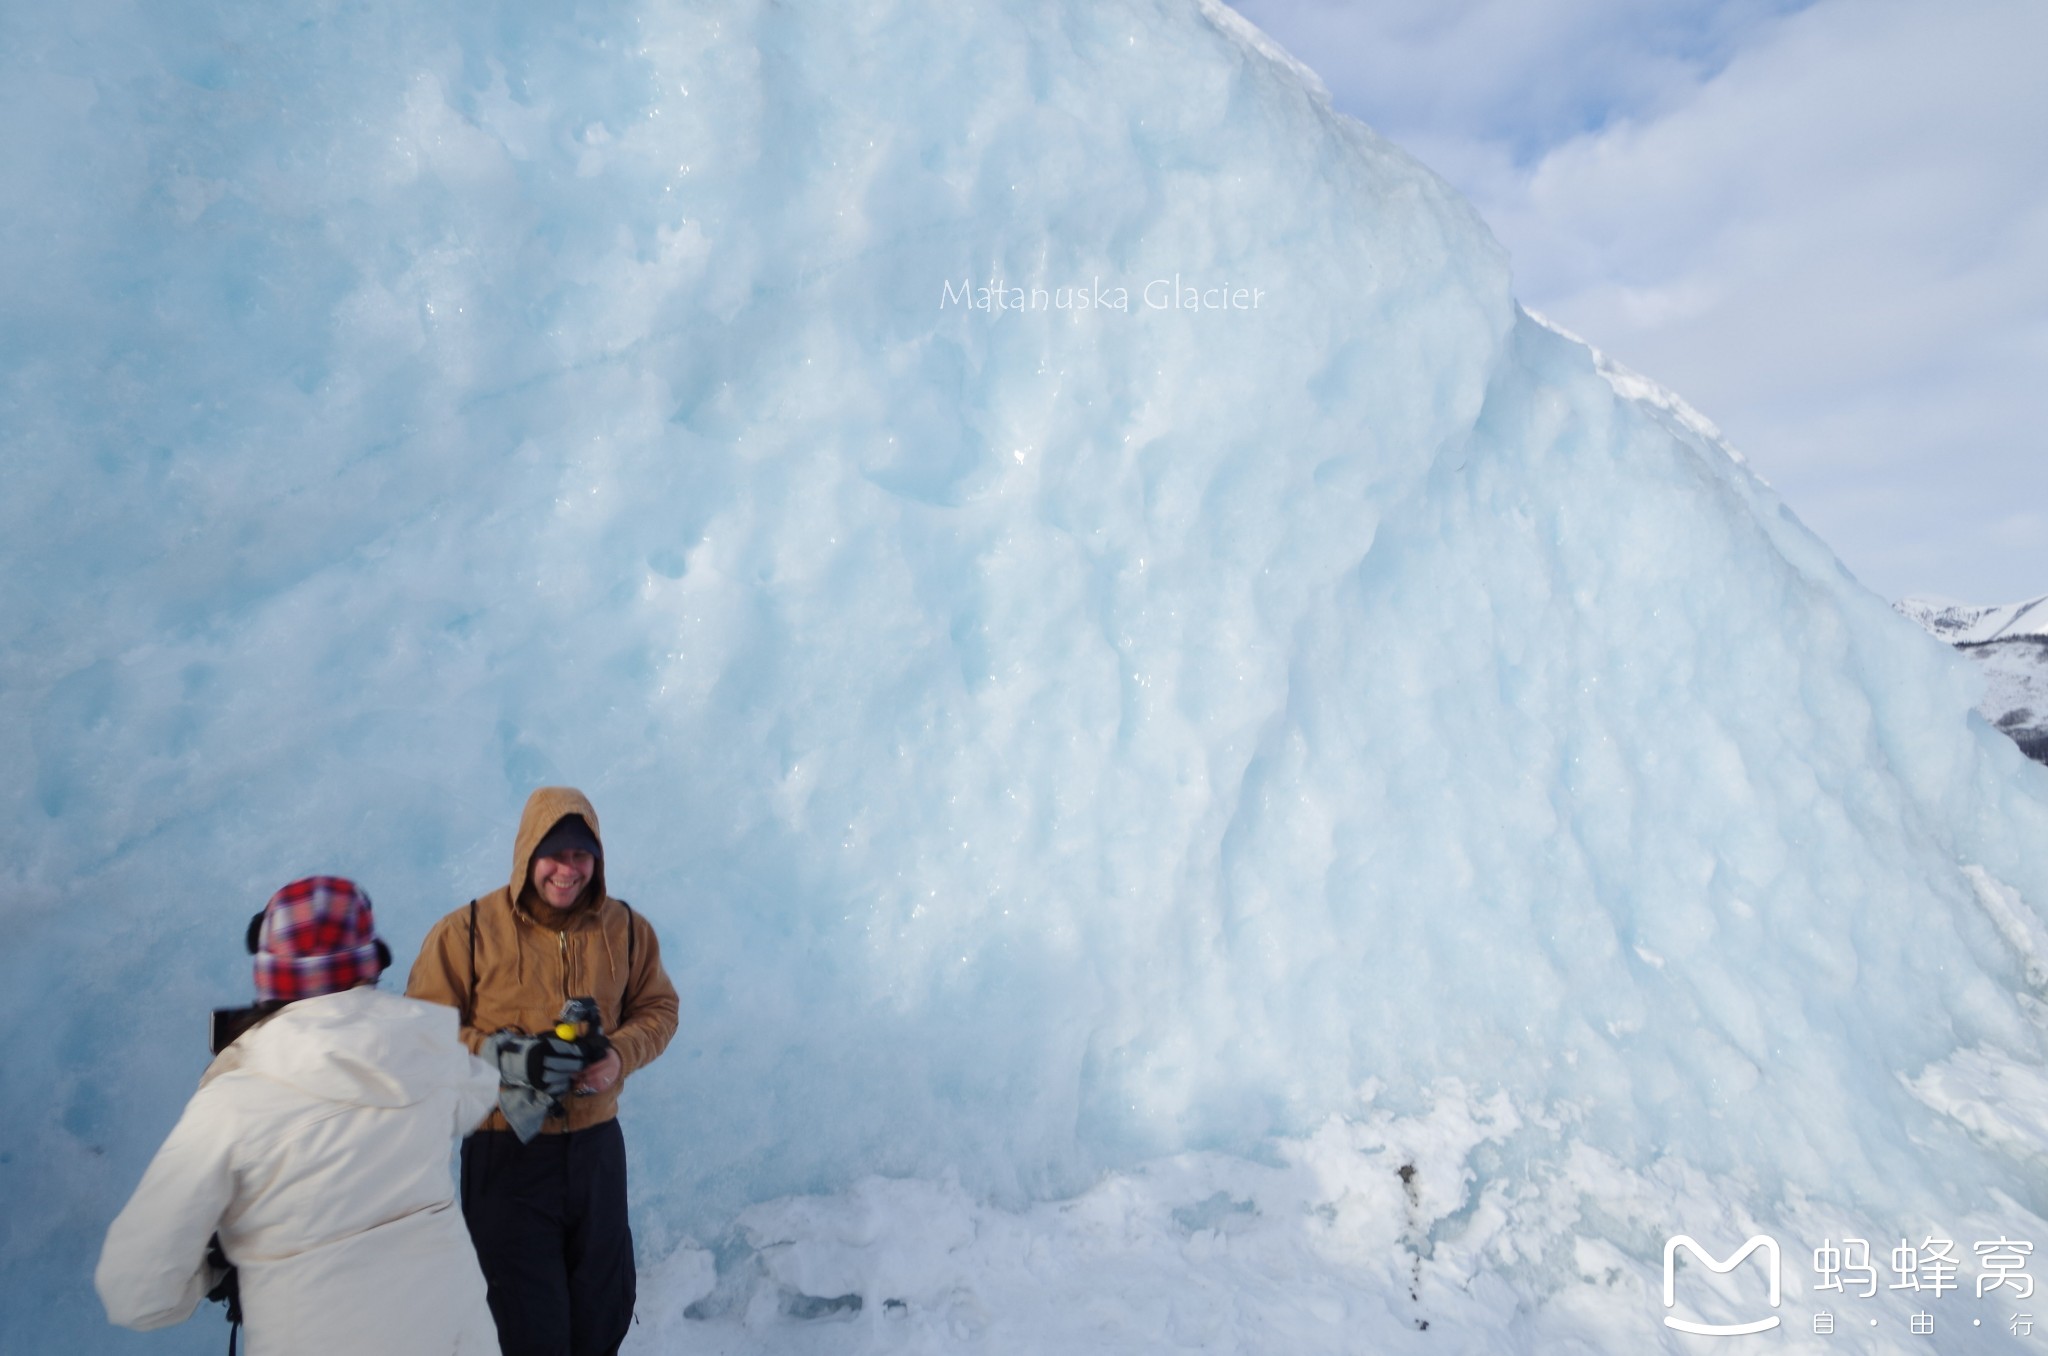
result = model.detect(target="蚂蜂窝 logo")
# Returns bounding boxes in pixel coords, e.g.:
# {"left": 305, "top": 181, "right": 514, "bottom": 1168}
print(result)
{"left": 1664, "top": 1234, "right": 1782, "bottom": 1335}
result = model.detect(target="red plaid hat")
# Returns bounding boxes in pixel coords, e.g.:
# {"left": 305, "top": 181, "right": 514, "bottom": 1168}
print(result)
{"left": 253, "top": 876, "right": 386, "bottom": 1004}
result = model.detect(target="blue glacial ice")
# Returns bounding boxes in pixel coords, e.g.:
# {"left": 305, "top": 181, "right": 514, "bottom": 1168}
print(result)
{"left": 4, "top": 0, "right": 2048, "bottom": 1350}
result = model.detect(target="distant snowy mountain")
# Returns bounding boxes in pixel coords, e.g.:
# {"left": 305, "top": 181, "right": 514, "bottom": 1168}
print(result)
{"left": 1898, "top": 595, "right": 2048, "bottom": 645}
{"left": 1899, "top": 595, "right": 2048, "bottom": 763}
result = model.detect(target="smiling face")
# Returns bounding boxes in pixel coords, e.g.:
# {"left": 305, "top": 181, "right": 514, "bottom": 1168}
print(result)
{"left": 530, "top": 848, "right": 596, "bottom": 911}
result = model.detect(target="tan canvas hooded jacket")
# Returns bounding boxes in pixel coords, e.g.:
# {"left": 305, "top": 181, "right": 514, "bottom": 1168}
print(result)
{"left": 407, "top": 786, "right": 680, "bottom": 1134}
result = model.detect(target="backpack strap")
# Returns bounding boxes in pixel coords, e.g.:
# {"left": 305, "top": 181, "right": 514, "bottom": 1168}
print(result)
{"left": 465, "top": 898, "right": 479, "bottom": 1028}
{"left": 618, "top": 899, "right": 637, "bottom": 1012}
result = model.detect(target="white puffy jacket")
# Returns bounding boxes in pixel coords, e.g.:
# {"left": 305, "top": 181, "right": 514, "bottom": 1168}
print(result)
{"left": 96, "top": 986, "right": 502, "bottom": 1354}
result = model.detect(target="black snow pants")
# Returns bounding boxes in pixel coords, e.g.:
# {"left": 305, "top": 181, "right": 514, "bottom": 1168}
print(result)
{"left": 460, "top": 1120, "right": 636, "bottom": 1356}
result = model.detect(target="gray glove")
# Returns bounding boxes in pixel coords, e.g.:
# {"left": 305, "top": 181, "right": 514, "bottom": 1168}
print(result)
{"left": 483, "top": 1031, "right": 585, "bottom": 1099}
{"left": 483, "top": 1031, "right": 590, "bottom": 1143}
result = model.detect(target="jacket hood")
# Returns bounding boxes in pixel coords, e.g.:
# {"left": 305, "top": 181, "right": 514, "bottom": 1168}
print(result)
{"left": 235, "top": 987, "right": 478, "bottom": 1108}
{"left": 511, "top": 786, "right": 608, "bottom": 910}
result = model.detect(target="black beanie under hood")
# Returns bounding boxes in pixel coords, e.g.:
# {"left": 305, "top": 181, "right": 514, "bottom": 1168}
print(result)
{"left": 532, "top": 814, "right": 601, "bottom": 864}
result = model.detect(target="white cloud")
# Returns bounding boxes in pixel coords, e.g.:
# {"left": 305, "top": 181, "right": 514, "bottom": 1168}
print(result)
{"left": 1229, "top": 0, "right": 1802, "bottom": 156}
{"left": 1496, "top": 0, "right": 2048, "bottom": 602}
{"left": 1230, "top": 0, "right": 2048, "bottom": 604}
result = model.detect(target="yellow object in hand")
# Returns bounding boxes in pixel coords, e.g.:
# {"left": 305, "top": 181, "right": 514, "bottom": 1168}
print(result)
{"left": 555, "top": 1021, "right": 581, "bottom": 1040}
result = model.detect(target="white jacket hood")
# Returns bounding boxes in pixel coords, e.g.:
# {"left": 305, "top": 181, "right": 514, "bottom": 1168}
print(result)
{"left": 237, "top": 986, "right": 479, "bottom": 1108}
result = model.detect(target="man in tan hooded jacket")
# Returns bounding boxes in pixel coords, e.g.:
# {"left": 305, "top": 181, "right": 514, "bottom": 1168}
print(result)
{"left": 409, "top": 787, "right": 679, "bottom": 1356}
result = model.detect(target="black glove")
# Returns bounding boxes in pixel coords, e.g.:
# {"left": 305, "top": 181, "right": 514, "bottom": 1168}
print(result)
{"left": 549, "top": 997, "right": 611, "bottom": 1091}
{"left": 484, "top": 1031, "right": 586, "bottom": 1099}
{"left": 204, "top": 1234, "right": 241, "bottom": 1326}
{"left": 567, "top": 1029, "right": 611, "bottom": 1066}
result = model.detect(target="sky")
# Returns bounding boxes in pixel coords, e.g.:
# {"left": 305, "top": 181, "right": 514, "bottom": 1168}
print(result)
{"left": 1225, "top": 0, "right": 2048, "bottom": 607}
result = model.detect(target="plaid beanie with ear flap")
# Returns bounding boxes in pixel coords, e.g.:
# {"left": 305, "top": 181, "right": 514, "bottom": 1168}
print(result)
{"left": 253, "top": 876, "right": 386, "bottom": 1004}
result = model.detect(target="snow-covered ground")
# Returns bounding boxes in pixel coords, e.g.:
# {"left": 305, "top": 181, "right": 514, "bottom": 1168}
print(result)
{"left": 6, "top": 2, "right": 2048, "bottom": 1354}
{"left": 1900, "top": 598, "right": 2048, "bottom": 763}
{"left": 627, "top": 1080, "right": 2048, "bottom": 1354}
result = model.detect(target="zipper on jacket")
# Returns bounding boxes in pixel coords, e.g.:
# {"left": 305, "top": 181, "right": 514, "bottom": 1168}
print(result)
{"left": 553, "top": 929, "right": 571, "bottom": 1125}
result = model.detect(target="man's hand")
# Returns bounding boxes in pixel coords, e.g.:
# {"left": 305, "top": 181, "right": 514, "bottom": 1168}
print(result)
{"left": 572, "top": 1048, "right": 622, "bottom": 1095}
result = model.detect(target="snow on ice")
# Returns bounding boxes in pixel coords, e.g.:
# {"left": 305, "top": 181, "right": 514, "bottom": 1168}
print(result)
{"left": 4, "top": 0, "right": 2047, "bottom": 1352}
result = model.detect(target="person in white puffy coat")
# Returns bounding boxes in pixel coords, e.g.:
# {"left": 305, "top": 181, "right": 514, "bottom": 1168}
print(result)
{"left": 96, "top": 877, "right": 504, "bottom": 1355}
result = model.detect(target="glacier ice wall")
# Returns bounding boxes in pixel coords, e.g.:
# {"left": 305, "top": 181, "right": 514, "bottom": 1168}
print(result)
{"left": 5, "top": 0, "right": 2048, "bottom": 1349}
